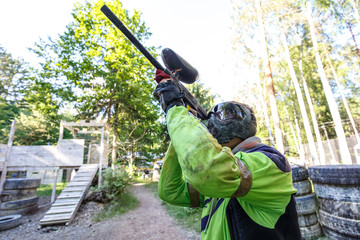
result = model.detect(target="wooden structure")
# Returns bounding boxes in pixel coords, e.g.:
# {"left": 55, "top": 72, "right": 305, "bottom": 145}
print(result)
{"left": 0, "top": 120, "right": 110, "bottom": 226}
{"left": 39, "top": 164, "right": 98, "bottom": 226}
{"left": 59, "top": 120, "right": 110, "bottom": 186}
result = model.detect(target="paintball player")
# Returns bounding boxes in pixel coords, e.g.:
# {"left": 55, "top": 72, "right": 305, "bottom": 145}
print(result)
{"left": 153, "top": 70, "right": 301, "bottom": 240}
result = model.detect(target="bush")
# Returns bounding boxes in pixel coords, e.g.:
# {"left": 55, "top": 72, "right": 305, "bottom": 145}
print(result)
{"left": 93, "top": 168, "right": 131, "bottom": 203}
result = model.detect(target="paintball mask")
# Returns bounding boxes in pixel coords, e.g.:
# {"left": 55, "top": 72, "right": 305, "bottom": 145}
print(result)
{"left": 206, "top": 101, "right": 257, "bottom": 144}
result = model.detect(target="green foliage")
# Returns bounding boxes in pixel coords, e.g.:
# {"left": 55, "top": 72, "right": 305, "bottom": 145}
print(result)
{"left": 30, "top": 0, "right": 163, "bottom": 166}
{"left": 187, "top": 82, "right": 218, "bottom": 111}
{"left": 97, "top": 168, "right": 131, "bottom": 201}
{"left": 232, "top": 0, "right": 360, "bottom": 156}
{"left": 0, "top": 46, "right": 29, "bottom": 102}
{"left": 0, "top": 97, "right": 19, "bottom": 142}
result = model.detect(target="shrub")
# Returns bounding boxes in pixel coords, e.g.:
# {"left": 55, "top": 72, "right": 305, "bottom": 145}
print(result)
{"left": 94, "top": 168, "right": 131, "bottom": 202}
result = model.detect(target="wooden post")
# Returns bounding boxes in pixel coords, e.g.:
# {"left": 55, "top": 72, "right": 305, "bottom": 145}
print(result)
{"left": 87, "top": 143, "right": 92, "bottom": 164}
{"left": 0, "top": 120, "right": 16, "bottom": 198}
{"left": 58, "top": 121, "right": 64, "bottom": 142}
{"left": 72, "top": 129, "right": 78, "bottom": 139}
{"left": 51, "top": 168, "right": 59, "bottom": 203}
{"left": 98, "top": 127, "right": 104, "bottom": 187}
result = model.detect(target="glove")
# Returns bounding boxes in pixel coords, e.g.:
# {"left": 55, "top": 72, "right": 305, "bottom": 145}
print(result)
{"left": 154, "top": 69, "right": 172, "bottom": 83}
{"left": 153, "top": 79, "right": 185, "bottom": 113}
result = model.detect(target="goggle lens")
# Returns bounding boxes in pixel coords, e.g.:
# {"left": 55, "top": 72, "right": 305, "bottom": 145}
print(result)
{"left": 210, "top": 103, "right": 244, "bottom": 121}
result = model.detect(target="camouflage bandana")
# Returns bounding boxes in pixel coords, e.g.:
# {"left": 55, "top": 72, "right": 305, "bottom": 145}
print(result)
{"left": 206, "top": 102, "right": 257, "bottom": 144}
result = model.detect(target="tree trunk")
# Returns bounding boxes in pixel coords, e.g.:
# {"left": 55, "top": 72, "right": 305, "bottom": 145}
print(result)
{"left": 282, "top": 98, "right": 301, "bottom": 156}
{"left": 298, "top": 41, "right": 327, "bottom": 165}
{"left": 346, "top": 21, "right": 360, "bottom": 59}
{"left": 294, "top": 111, "right": 306, "bottom": 164}
{"left": 129, "top": 147, "right": 134, "bottom": 177}
{"left": 111, "top": 131, "right": 118, "bottom": 169}
{"left": 255, "top": 0, "right": 284, "bottom": 153}
{"left": 279, "top": 24, "right": 320, "bottom": 165}
{"left": 324, "top": 45, "right": 360, "bottom": 144}
{"left": 111, "top": 103, "right": 119, "bottom": 169}
{"left": 256, "top": 71, "right": 275, "bottom": 147}
{"left": 306, "top": 3, "right": 352, "bottom": 164}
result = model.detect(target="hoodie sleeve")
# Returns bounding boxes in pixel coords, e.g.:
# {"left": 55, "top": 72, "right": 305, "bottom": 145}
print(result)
{"left": 165, "top": 106, "right": 252, "bottom": 198}
{"left": 158, "top": 143, "right": 204, "bottom": 207}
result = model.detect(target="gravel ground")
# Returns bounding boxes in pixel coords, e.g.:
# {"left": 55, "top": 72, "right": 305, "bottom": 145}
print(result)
{"left": 0, "top": 183, "right": 200, "bottom": 240}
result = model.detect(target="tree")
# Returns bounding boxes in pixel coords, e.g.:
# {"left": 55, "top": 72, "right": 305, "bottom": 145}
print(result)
{"left": 0, "top": 46, "right": 29, "bottom": 143}
{"left": 13, "top": 106, "right": 74, "bottom": 145}
{"left": 30, "top": 0, "right": 162, "bottom": 173}
{"left": 0, "top": 97, "right": 19, "bottom": 142}
{"left": 305, "top": 2, "right": 352, "bottom": 163}
{"left": 0, "top": 46, "right": 29, "bottom": 102}
{"left": 186, "top": 82, "right": 218, "bottom": 111}
{"left": 278, "top": 21, "right": 321, "bottom": 164}
{"left": 255, "top": 0, "right": 285, "bottom": 153}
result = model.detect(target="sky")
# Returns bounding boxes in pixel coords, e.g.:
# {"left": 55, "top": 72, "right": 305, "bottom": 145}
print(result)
{"left": 0, "top": 0, "right": 247, "bottom": 101}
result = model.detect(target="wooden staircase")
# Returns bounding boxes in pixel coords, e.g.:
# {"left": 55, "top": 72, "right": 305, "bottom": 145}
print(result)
{"left": 40, "top": 164, "right": 98, "bottom": 226}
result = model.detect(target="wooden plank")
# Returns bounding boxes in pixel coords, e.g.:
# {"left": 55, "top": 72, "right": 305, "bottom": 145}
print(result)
{"left": 76, "top": 166, "right": 97, "bottom": 170}
{"left": 57, "top": 194, "right": 82, "bottom": 199}
{"left": 52, "top": 199, "right": 78, "bottom": 206}
{"left": 66, "top": 182, "right": 88, "bottom": 186}
{"left": 39, "top": 220, "right": 67, "bottom": 225}
{"left": 76, "top": 170, "right": 95, "bottom": 174}
{"left": 72, "top": 173, "right": 93, "bottom": 177}
{"left": 40, "top": 213, "right": 73, "bottom": 222}
{"left": 57, "top": 192, "right": 82, "bottom": 197}
{"left": 52, "top": 202, "right": 77, "bottom": 207}
{"left": 40, "top": 164, "right": 98, "bottom": 226}
{"left": 66, "top": 165, "right": 98, "bottom": 224}
{"left": 62, "top": 188, "right": 85, "bottom": 193}
{"left": 55, "top": 197, "right": 80, "bottom": 202}
{"left": 68, "top": 180, "right": 88, "bottom": 183}
{"left": 63, "top": 185, "right": 86, "bottom": 189}
{"left": 62, "top": 188, "right": 84, "bottom": 192}
{"left": 73, "top": 175, "right": 92, "bottom": 178}
{"left": 47, "top": 205, "right": 76, "bottom": 211}
{"left": 71, "top": 178, "right": 91, "bottom": 182}
{"left": 46, "top": 207, "right": 75, "bottom": 215}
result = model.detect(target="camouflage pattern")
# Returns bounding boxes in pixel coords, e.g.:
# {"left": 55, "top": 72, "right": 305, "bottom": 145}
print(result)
{"left": 207, "top": 102, "right": 257, "bottom": 144}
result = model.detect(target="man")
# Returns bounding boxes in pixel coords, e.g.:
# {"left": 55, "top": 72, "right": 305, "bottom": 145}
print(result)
{"left": 153, "top": 70, "right": 301, "bottom": 240}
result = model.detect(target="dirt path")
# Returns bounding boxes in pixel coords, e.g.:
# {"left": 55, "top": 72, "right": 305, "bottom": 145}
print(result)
{"left": 1, "top": 183, "right": 200, "bottom": 240}
{"left": 89, "top": 183, "right": 200, "bottom": 240}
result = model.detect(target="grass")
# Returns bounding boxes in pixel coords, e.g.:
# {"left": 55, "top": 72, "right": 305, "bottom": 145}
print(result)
{"left": 37, "top": 182, "right": 67, "bottom": 197}
{"left": 144, "top": 181, "right": 202, "bottom": 233}
{"left": 164, "top": 203, "right": 202, "bottom": 232}
{"left": 92, "top": 191, "right": 139, "bottom": 222}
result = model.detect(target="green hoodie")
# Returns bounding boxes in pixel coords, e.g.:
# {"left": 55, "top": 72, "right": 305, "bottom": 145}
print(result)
{"left": 158, "top": 106, "right": 297, "bottom": 240}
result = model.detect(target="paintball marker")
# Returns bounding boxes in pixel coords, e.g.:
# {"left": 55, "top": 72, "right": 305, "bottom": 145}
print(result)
{"left": 100, "top": 5, "right": 208, "bottom": 120}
